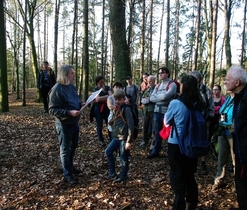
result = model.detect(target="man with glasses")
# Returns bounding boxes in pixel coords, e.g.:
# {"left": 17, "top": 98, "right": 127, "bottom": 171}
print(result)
{"left": 146, "top": 67, "right": 177, "bottom": 159}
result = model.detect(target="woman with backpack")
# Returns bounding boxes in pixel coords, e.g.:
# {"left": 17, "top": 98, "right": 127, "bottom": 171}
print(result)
{"left": 164, "top": 75, "right": 206, "bottom": 210}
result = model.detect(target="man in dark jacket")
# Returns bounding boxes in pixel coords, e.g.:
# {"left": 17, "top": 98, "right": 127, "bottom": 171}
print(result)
{"left": 225, "top": 66, "right": 247, "bottom": 210}
{"left": 38, "top": 61, "right": 56, "bottom": 113}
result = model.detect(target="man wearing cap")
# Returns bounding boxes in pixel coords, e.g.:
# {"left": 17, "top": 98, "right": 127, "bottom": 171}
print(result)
{"left": 146, "top": 67, "right": 177, "bottom": 159}
{"left": 125, "top": 76, "right": 139, "bottom": 139}
{"left": 38, "top": 61, "right": 56, "bottom": 113}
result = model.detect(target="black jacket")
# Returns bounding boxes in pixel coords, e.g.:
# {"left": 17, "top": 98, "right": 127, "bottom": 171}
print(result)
{"left": 233, "top": 85, "right": 247, "bottom": 162}
{"left": 38, "top": 68, "right": 56, "bottom": 89}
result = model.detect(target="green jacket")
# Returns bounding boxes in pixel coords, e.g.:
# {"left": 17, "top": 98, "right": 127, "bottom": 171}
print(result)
{"left": 142, "top": 86, "right": 156, "bottom": 115}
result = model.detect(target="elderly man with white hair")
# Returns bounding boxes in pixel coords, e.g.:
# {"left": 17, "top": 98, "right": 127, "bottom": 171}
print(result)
{"left": 225, "top": 66, "right": 247, "bottom": 210}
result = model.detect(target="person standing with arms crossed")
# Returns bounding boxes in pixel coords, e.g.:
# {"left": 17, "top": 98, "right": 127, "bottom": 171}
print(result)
{"left": 139, "top": 75, "right": 156, "bottom": 147}
{"left": 146, "top": 67, "right": 177, "bottom": 159}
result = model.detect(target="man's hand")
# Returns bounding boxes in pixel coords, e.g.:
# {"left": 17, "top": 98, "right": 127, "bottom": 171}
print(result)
{"left": 125, "top": 142, "right": 131, "bottom": 150}
{"left": 70, "top": 110, "right": 81, "bottom": 117}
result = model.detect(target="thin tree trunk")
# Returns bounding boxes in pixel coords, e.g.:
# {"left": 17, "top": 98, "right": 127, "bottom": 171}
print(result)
{"left": 240, "top": 0, "right": 246, "bottom": 66}
{"left": 203, "top": 0, "right": 213, "bottom": 71}
{"left": 173, "top": 0, "right": 180, "bottom": 79}
{"left": 193, "top": 0, "right": 201, "bottom": 71}
{"left": 101, "top": 0, "right": 105, "bottom": 76}
{"left": 140, "top": 0, "right": 145, "bottom": 77}
{"left": 209, "top": 0, "right": 218, "bottom": 89}
{"left": 223, "top": 0, "right": 232, "bottom": 69}
{"left": 54, "top": 0, "right": 61, "bottom": 75}
{"left": 148, "top": 0, "right": 153, "bottom": 74}
{"left": 43, "top": 4, "right": 46, "bottom": 61}
{"left": 22, "top": 0, "right": 27, "bottom": 107}
{"left": 0, "top": 0, "right": 9, "bottom": 112}
{"left": 71, "top": 0, "right": 78, "bottom": 66}
{"left": 165, "top": 0, "right": 170, "bottom": 67}
{"left": 82, "top": 0, "right": 89, "bottom": 101}
{"left": 157, "top": 0, "right": 165, "bottom": 70}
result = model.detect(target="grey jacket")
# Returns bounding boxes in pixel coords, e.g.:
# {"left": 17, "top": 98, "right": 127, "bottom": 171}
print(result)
{"left": 150, "top": 78, "right": 177, "bottom": 114}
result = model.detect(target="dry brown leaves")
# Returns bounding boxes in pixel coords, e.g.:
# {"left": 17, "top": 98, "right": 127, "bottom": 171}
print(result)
{"left": 0, "top": 89, "right": 238, "bottom": 209}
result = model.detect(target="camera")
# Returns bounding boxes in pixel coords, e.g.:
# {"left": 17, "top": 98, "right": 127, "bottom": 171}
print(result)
{"left": 221, "top": 113, "right": 227, "bottom": 122}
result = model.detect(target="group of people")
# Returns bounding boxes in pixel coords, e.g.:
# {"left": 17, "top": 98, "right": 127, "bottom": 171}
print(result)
{"left": 44, "top": 62, "right": 247, "bottom": 210}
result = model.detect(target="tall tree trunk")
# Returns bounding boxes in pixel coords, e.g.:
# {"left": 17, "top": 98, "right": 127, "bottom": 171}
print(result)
{"left": 22, "top": 0, "right": 27, "bottom": 107}
{"left": 203, "top": 0, "right": 213, "bottom": 71}
{"left": 241, "top": 0, "right": 247, "bottom": 67}
{"left": 0, "top": 0, "right": 9, "bottom": 112}
{"left": 43, "top": 4, "right": 47, "bottom": 61}
{"left": 82, "top": 0, "right": 89, "bottom": 101}
{"left": 127, "top": 0, "right": 136, "bottom": 75}
{"left": 148, "top": 0, "right": 153, "bottom": 74}
{"left": 54, "top": 0, "right": 61, "bottom": 75}
{"left": 209, "top": 0, "right": 218, "bottom": 89}
{"left": 193, "top": 0, "right": 201, "bottom": 71}
{"left": 165, "top": 0, "right": 170, "bottom": 67}
{"left": 140, "top": 0, "right": 145, "bottom": 77}
{"left": 173, "top": 0, "right": 180, "bottom": 79}
{"left": 157, "top": 0, "right": 165, "bottom": 71}
{"left": 223, "top": 0, "right": 232, "bottom": 69}
{"left": 109, "top": 0, "right": 131, "bottom": 84}
{"left": 101, "top": 0, "right": 105, "bottom": 76}
{"left": 127, "top": 0, "right": 135, "bottom": 47}
{"left": 71, "top": 0, "right": 78, "bottom": 66}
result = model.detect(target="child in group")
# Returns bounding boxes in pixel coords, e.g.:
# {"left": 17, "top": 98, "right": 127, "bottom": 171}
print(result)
{"left": 107, "top": 82, "right": 123, "bottom": 141}
{"left": 105, "top": 89, "right": 134, "bottom": 183}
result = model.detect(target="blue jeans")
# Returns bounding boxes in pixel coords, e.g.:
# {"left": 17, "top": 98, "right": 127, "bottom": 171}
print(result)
{"left": 94, "top": 104, "right": 109, "bottom": 141}
{"left": 105, "top": 139, "right": 129, "bottom": 178}
{"left": 55, "top": 121, "right": 79, "bottom": 179}
{"left": 152, "top": 112, "right": 164, "bottom": 154}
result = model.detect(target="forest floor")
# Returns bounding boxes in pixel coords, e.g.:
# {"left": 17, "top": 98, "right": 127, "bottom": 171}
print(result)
{"left": 0, "top": 88, "right": 239, "bottom": 210}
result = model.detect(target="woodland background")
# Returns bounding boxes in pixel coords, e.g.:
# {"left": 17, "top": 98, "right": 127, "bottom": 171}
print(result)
{"left": 0, "top": 0, "right": 247, "bottom": 112}
{"left": 0, "top": 0, "right": 245, "bottom": 208}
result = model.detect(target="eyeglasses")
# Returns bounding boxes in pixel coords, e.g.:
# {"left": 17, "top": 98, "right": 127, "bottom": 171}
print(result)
{"left": 159, "top": 72, "right": 165, "bottom": 75}
{"left": 213, "top": 89, "right": 219, "bottom": 91}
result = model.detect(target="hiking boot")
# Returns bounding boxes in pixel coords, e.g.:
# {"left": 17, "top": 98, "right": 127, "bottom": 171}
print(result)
{"left": 98, "top": 139, "right": 106, "bottom": 146}
{"left": 146, "top": 153, "right": 159, "bottom": 159}
{"left": 114, "top": 176, "right": 128, "bottom": 184}
{"left": 212, "top": 182, "right": 227, "bottom": 190}
{"left": 108, "top": 173, "right": 118, "bottom": 180}
{"left": 72, "top": 167, "right": 82, "bottom": 174}
{"left": 139, "top": 141, "right": 147, "bottom": 147}
{"left": 64, "top": 176, "right": 78, "bottom": 184}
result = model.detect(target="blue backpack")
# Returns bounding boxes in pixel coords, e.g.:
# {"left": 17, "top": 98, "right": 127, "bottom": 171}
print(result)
{"left": 174, "top": 103, "right": 210, "bottom": 158}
